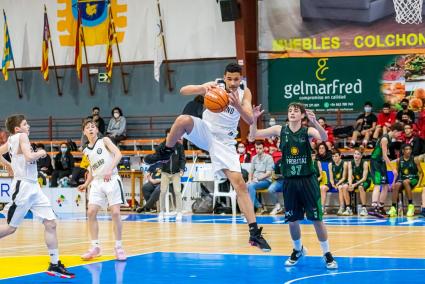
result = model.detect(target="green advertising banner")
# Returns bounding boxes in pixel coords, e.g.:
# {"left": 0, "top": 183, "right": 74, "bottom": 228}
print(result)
{"left": 268, "top": 55, "right": 396, "bottom": 113}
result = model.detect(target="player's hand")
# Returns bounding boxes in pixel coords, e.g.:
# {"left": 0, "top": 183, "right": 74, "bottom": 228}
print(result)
{"left": 104, "top": 169, "right": 113, "bottom": 182}
{"left": 179, "top": 170, "right": 184, "bottom": 177}
{"left": 252, "top": 105, "right": 264, "bottom": 119}
{"left": 228, "top": 90, "right": 241, "bottom": 109}
{"left": 201, "top": 82, "right": 217, "bottom": 94}
{"left": 38, "top": 149, "right": 47, "bottom": 159}
{"left": 305, "top": 109, "right": 317, "bottom": 123}
{"left": 78, "top": 184, "right": 87, "bottom": 192}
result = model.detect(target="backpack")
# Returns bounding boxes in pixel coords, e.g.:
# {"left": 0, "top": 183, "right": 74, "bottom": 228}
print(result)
{"left": 192, "top": 184, "right": 213, "bottom": 213}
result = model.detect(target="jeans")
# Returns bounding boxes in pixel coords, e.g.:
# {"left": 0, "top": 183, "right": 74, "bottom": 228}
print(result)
{"left": 268, "top": 179, "right": 284, "bottom": 205}
{"left": 248, "top": 180, "right": 272, "bottom": 209}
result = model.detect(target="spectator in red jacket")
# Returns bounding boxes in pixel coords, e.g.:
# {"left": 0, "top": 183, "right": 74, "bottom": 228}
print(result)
{"left": 373, "top": 103, "right": 396, "bottom": 140}
{"left": 237, "top": 142, "right": 252, "bottom": 163}
{"left": 312, "top": 117, "right": 334, "bottom": 150}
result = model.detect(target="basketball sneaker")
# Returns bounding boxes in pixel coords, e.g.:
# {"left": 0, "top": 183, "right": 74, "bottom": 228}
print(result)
{"left": 323, "top": 252, "right": 338, "bottom": 269}
{"left": 249, "top": 227, "right": 271, "bottom": 252}
{"left": 114, "top": 246, "right": 127, "bottom": 261}
{"left": 406, "top": 204, "right": 415, "bottom": 217}
{"left": 270, "top": 204, "right": 283, "bottom": 215}
{"left": 368, "top": 207, "right": 385, "bottom": 218}
{"left": 388, "top": 206, "right": 397, "bottom": 217}
{"left": 143, "top": 144, "right": 174, "bottom": 165}
{"left": 337, "top": 207, "right": 344, "bottom": 216}
{"left": 359, "top": 207, "right": 368, "bottom": 216}
{"left": 285, "top": 246, "right": 307, "bottom": 266}
{"left": 342, "top": 207, "right": 353, "bottom": 216}
{"left": 81, "top": 247, "right": 101, "bottom": 261}
{"left": 46, "top": 261, "right": 75, "bottom": 279}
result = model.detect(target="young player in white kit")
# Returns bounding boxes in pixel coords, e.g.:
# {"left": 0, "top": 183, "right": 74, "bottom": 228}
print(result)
{"left": 0, "top": 115, "right": 74, "bottom": 278}
{"left": 78, "top": 118, "right": 127, "bottom": 261}
{"left": 144, "top": 63, "right": 271, "bottom": 251}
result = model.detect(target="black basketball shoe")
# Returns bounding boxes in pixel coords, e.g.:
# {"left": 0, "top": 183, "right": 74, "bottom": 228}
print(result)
{"left": 323, "top": 252, "right": 338, "bottom": 269}
{"left": 249, "top": 227, "right": 271, "bottom": 252}
{"left": 285, "top": 247, "right": 307, "bottom": 266}
{"left": 143, "top": 144, "right": 174, "bottom": 165}
{"left": 46, "top": 261, "right": 75, "bottom": 279}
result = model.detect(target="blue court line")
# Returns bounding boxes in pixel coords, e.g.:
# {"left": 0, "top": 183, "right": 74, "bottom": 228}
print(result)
{"left": 2, "top": 252, "right": 425, "bottom": 283}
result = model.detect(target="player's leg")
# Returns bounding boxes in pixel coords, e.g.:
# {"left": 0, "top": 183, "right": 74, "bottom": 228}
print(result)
{"left": 390, "top": 181, "right": 402, "bottom": 217}
{"left": 81, "top": 204, "right": 102, "bottom": 260}
{"left": 224, "top": 169, "right": 271, "bottom": 252}
{"left": 337, "top": 185, "right": 345, "bottom": 215}
{"left": 404, "top": 179, "right": 416, "bottom": 217}
{"left": 342, "top": 184, "right": 352, "bottom": 215}
{"left": 171, "top": 172, "right": 183, "bottom": 220}
{"left": 358, "top": 184, "right": 368, "bottom": 216}
{"left": 110, "top": 203, "right": 126, "bottom": 260}
{"left": 320, "top": 184, "right": 329, "bottom": 213}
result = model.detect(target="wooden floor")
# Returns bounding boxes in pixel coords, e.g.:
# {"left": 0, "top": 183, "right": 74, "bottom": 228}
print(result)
{"left": 2, "top": 217, "right": 424, "bottom": 259}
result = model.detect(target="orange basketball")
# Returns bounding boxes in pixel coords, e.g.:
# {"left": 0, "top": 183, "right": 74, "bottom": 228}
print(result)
{"left": 204, "top": 88, "right": 229, "bottom": 113}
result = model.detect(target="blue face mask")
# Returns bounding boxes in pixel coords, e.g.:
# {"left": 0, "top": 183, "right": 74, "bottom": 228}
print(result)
{"left": 60, "top": 147, "right": 67, "bottom": 153}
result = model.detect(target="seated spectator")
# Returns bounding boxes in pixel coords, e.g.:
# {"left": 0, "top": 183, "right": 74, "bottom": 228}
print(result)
{"left": 137, "top": 164, "right": 163, "bottom": 213}
{"left": 245, "top": 136, "right": 256, "bottom": 157}
{"left": 347, "top": 149, "right": 371, "bottom": 216}
{"left": 247, "top": 141, "right": 274, "bottom": 214}
{"left": 373, "top": 103, "right": 396, "bottom": 141}
{"left": 50, "top": 143, "right": 74, "bottom": 187}
{"left": 317, "top": 142, "right": 332, "bottom": 162}
{"left": 396, "top": 99, "right": 415, "bottom": 124}
{"left": 389, "top": 144, "right": 420, "bottom": 217}
{"left": 313, "top": 117, "right": 334, "bottom": 150}
{"left": 400, "top": 124, "right": 423, "bottom": 156}
{"left": 237, "top": 142, "right": 251, "bottom": 163}
{"left": 268, "top": 144, "right": 282, "bottom": 164}
{"left": 92, "top": 107, "right": 106, "bottom": 135}
{"left": 107, "top": 107, "right": 127, "bottom": 145}
{"left": 36, "top": 143, "right": 53, "bottom": 186}
{"left": 328, "top": 150, "right": 349, "bottom": 215}
{"left": 69, "top": 154, "right": 89, "bottom": 187}
{"left": 416, "top": 109, "right": 425, "bottom": 139}
{"left": 349, "top": 101, "right": 377, "bottom": 147}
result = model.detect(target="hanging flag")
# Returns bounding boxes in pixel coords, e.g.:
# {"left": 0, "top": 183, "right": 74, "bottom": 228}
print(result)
{"left": 154, "top": 2, "right": 164, "bottom": 82}
{"left": 106, "top": 4, "right": 114, "bottom": 79}
{"left": 74, "top": 5, "right": 82, "bottom": 82}
{"left": 41, "top": 6, "right": 51, "bottom": 81}
{"left": 2, "top": 11, "right": 13, "bottom": 81}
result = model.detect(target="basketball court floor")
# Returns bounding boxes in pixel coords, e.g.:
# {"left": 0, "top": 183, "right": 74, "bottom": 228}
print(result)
{"left": 1, "top": 214, "right": 425, "bottom": 283}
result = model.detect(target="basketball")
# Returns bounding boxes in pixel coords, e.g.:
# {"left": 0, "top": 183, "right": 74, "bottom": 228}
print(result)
{"left": 204, "top": 87, "right": 229, "bottom": 113}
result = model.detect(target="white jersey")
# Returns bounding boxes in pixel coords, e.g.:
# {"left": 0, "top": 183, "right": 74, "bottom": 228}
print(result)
{"left": 202, "top": 83, "right": 244, "bottom": 141}
{"left": 83, "top": 138, "right": 118, "bottom": 177}
{"left": 7, "top": 133, "right": 38, "bottom": 182}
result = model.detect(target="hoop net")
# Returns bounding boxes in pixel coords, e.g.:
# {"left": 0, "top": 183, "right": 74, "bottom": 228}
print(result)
{"left": 393, "top": 0, "right": 423, "bottom": 24}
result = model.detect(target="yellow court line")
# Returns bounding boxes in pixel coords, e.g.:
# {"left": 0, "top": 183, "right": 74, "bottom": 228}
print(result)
{"left": 0, "top": 255, "right": 114, "bottom": 279}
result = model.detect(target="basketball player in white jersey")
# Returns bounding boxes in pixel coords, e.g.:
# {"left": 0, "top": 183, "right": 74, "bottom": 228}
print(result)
{"left": 0, "top": 115, "right": 75, "bottom": 278}
{"left": 144, "top": 63, "right": 271, "bottom": 251}
{"left": 78, "top": 118, "right": 127, "bottom": 261}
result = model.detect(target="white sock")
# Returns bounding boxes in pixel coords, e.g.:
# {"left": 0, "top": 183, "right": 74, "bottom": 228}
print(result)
{"left": 115, "top": 240, "right": 122, "bottom": 248}
{"left": 48, "top": 249, "right": 59, "bottom": 264}
{"left": 320, "top": 240, "right": 330, "bottom": 254}
{"left": 292, "top": 239, "right": 302, "bottom": 251}
{"left": 91, "top": 240, "right": 100, "bottom": 248}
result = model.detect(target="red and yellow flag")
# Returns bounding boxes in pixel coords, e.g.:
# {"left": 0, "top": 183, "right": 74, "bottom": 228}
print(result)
{"left": 106, "top": 5, "right": 115, "bottom": 79}
{"left": 41, "top": 5, "right": 50, "bottom": 81}
{"left": 74, "top": 6, "right": 82, "bottom": 82}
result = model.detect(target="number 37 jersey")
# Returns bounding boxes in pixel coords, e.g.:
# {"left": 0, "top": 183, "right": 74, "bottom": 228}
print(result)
{"left": 279, "top": 125, "right": 315, "bottom": 178}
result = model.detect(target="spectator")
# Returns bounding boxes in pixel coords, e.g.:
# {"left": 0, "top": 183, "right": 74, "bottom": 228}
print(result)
{"left": 401, "top": 124, "right": 423, "bottom": 156}
{"left": 182, "top": 95, "right": 204, "bottom": 119}
{"left": 313, "top": 117, "right": 334, "bottom": 149}
{"left": 0, "top": 129, "right": 10, "bottom": 162}
{"left": 328, "top": 150, "right": 349, "bottom": 215}
{"left": 247, "top": 141, "right": 274, "bottom": 214}
{"left": 158, "top": 129, "right": 186, "bottom": 222}
{"left": 373, "top": 103, "right": 396, "bottom": 140}
{"left": 107, "top": 107, "right": 127, "bottom": 145}
{"left": 267, "top": 157, "right": 283, "bottom": 216}
{"left": 396, "top": 98, "right": 415, "bottom": 124}
{"left": 50, "top": 143, "right": 74, "bottom": 187}
{"left": 268, "top": 144, "right": 282, "bottom": 164}
{"left": 69, "top": 154, "right": 89, "bottom": 187}
{"left": 317, "top": 142, "right": 332, "bottom": 162}
{"left": 92, "top": 107, "right": 106, "bottom": 135}
{"left": 36, "top": 143, "right": 53, "bottom": 186}
{"left": 237, "top": 142, "right": 251, "bottom": 163}
{"left": 245, "top": 136, "right": 256, "bottom": 157}
{"left": 137, "top": 164, "right": 163, "bottom": 213}
{"left": 349, "top": 101, "right": 377, "bottom": 148}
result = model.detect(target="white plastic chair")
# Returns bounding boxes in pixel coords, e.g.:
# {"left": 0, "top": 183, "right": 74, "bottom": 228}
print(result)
{"left": 212, "top": 179, "right": 237, "bottom": 216}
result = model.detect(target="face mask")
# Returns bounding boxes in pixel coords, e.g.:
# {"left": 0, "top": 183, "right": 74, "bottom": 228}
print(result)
{"left": 364, "top": 106, "right": 372, "bottom": 112}
{"left": 113, "top": 113, "right": 120, "bottom": 118}
{"left": 237, "top": 147, "right": 245, "bottom": 154}
{"left": 401, "top": 104, "right": 408, "bottom": 109}
{"left": 269, "top": 119, "right": 276, "bottom": 127}
{"left": 60, "top": 147, "right": 67, "bottom": 153}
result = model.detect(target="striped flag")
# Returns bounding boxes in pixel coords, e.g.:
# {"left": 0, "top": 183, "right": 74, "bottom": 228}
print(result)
{"left": 106, "top": 4, "right": 114, "bottom": 80}
{"left": 41, "top": 6, "right": 51, "bottom": 81}
{"left": 74, "top": 5, "right": 82, "bottom": 82}
{"left": 2, "top": 11, "right": 13, "bottom": 81}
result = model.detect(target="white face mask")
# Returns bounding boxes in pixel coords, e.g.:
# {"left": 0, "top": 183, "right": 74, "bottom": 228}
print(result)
{"left": 269, "top": 119, "right": 276, "bottom": 127}
{"left": 237, "top": 147, "right": 245, "bottom": 154}
{"left": 113, "top": 113, "right": 120, "bottom": 118}
{"left": 60, "top": 147, "right": 67, "bottom": 153}
{"left": 364, "top": 106, "right": 372, "bottom": 112}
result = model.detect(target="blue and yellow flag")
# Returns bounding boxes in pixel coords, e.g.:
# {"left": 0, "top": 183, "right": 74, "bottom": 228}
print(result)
{"left": 2, "top": 11, "right": 13, "bottom": 81}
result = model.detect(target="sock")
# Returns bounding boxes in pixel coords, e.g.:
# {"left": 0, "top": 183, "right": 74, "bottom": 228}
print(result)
{"left": 48, "top": 249, "right": 59, "bottom": 265}
{"left": 372, "top": 202, "right": 377, "bottom": 208}
{"left": 248, "top": 222, "right": 258, "bottom": 235}
{"left": 379, "top": 203, "right": 385, "bottom": 208}
{"left": 91, "top": 240, "right": 100, "bottom": 248}
{"left": 408, "top": 200, "right": 413, "bottom": 205}
{"left": 319, "top": 240, "right": 330, "bottom": 254}
{"left": 392, "top": 203, "right": 397, "bottom": 207}
{"left": 115, "top": 240, "right": 123, "bottom": 248}
{"left": 293, "top": 239, "right": 302, "bottom": 251}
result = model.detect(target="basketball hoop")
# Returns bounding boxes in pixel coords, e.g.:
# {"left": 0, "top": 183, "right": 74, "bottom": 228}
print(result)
{"left": 393, "top": 0, "right": 423, "bottom": 24}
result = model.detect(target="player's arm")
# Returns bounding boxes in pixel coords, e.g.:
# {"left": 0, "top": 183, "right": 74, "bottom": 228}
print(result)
{"left": 317, "top": 161, "right": 323, "bottom": 182}
{"left": 359, "top": 161, "right": 369, "bottom": 183}
{"left": 180, "top": 81, "right": 217, "bottom": 96}
{"left": 231, "top": 87, "right": 254, "bottom": 125}
{"left": 78, "top": 169, "right": 93, "bottom": 192}
{"left": 103, "top": 137, "right": 122, "bottom": 174}
{"left": 249, "top": 105, "right": 281, "bottom": 139}
{"left": 306, "top": 110, "right": 327, "bottom": 141}
{"left": 348, "top": 162, "right": 353, "bottom": 186}
{"left": 392, "top": 159, "right": 399, "bottom": 182}
{"left": 381, "top": 138, "right": 396, "bottom": 175}
{"left": 19, "top": 134, "right": 46, "bottom": 162}
{"left": 328, "top": 163, "right": 335, "bottom": 188}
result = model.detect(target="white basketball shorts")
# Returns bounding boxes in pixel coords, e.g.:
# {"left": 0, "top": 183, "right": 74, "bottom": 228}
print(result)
{"left": 88, "top": 175, "right": 126, "bottom": 208}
